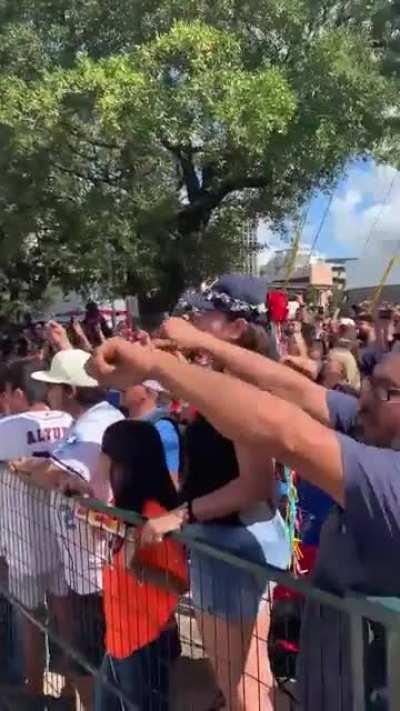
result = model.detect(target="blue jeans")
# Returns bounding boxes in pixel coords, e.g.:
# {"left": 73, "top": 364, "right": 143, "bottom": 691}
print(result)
{"left": 94, "top": 627, "right": 179, "bottom": 711}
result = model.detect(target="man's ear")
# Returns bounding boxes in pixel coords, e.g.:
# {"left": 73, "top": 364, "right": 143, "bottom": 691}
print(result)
{"left": 226, "top": 318, "right": 247, "bottom": 342}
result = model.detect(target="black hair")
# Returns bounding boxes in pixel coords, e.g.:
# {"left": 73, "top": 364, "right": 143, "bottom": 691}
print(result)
{"left": 7, "top": 358, "right": 47, "bottom": 406}
{"left": 102, "top": 420, "right": 178, "bottom": 513}
{"left": 85, "top": 301, "right": 99, "bottom": 315}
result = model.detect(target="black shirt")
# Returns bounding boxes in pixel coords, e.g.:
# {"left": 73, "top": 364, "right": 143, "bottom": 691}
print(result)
{"left": 181, "top": 416, "right": 240, "bottom": 525}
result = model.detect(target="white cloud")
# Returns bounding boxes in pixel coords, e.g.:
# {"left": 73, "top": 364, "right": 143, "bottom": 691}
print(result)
{"left": 330, "top": 163, "right": 400, "bottom": 255}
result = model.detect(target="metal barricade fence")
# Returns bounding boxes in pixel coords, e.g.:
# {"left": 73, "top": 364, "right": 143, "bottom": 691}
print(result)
{"left": 0, "top": 465, "right": 399, "bottom": 711}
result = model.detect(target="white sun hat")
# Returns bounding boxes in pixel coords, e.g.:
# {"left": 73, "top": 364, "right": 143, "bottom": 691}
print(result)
{"left": 31, "top": 349, "right": 98, "bottom": 388}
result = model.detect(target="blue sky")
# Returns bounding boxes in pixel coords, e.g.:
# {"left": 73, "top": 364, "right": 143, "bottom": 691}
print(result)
{"left": 259, "top": 158, "right": 400, "bottom": 263}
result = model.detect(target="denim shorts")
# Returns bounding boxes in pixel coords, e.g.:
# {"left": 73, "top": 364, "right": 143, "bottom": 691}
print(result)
{"left": 188, "top": 509, "right": 290, "bottom": 621}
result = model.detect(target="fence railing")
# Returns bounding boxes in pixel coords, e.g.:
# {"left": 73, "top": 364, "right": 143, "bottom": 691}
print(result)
{"left": 0, "top": 465, "right": 398, "bottom": 711}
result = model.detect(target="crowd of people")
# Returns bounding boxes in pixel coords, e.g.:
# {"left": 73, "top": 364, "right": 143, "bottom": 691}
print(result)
{"left": 0, "top": 279, "right": 399, "bottom": 711}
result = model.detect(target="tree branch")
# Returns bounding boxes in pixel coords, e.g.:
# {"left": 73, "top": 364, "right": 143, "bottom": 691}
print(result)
{"left": 184, "top": 173, "right": 270, "bottom": 215}
{"left": 161, "top": 139, "right": 201, "bottom": 203}
{"left": 176, "top": 173, "right": 270, "bottom": 233}
{"left": 179, "top": 152, "right": 201, "bottom": 203}
{"left": 52, "top": 162, "right": 122, "bottom": 186}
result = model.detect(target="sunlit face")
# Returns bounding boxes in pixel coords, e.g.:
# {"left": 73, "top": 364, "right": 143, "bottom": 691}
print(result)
{"left": 358, "top": 354, "right": 400, "bottom": 446}
{"left": 357, "top": 320, "right": 373, "bottom": 343}
{"left": 321, "top": 359, "right": 345, "bottom": 390}
{"left": 308, "top": 343, "right": 323, "bottom": 362}
{"left": 120, "top": 385, "right": 157, "bottom": 418}
{"left": 190, "top": 310, "right": 246, "bottom": 344}
{"left": 191, "top": 310, "right": 230, "bottom": 337}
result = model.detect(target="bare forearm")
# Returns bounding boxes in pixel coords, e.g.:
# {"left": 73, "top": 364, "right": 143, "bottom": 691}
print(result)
{"left": 153, "top": 351, "right": 273, "bottom": 446}
{"left": 196, "top": 333, "right": 329, "bottom": 424}
{"left": 152, "top": 351, "right": 344, "bottom": 504}
{"left": 18, "top": 462, "right": 64, "bottom": 489}
{"left": 191, "top": 477, "right": 269, "bottom": 522}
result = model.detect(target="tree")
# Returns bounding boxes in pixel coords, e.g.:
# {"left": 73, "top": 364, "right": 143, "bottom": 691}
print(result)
{"left": 0, "top": 1, "right": 397, "bottom": 311}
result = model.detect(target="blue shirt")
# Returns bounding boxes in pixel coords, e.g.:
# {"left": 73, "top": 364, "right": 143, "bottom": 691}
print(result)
{"left": 299, "top": 390, "right": 400, "bottom": 711}
{"left": 142, "top": 407, "right": 180, "bottom": 476}
{"left": 297, "top": 479, "right": 333, "bottom": 547}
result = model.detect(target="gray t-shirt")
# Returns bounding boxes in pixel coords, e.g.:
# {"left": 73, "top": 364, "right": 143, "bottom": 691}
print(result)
{"left": 298, "top": 390, "right": 400, "bottom": 710}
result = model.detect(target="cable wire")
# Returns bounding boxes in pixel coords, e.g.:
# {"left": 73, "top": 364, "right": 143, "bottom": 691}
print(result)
{"left": 309, "top": 191, "right": 335, "bottom": 257}
{"left": 362, "top": 173, "right": 398, "bottom": 255}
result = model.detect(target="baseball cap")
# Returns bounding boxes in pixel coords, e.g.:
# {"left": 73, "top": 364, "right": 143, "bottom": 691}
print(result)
{"left": 142, "top": 380, "right": 166, "bottom": 394}
{"left": 174, "top": 274, "right": 268, "bottom": 322}
{"left": 31, "top": 349, "right": 98, "bottom": 388}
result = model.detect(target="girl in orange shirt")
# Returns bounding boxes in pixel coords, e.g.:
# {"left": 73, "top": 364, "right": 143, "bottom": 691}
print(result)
{"left": 95, "top": 420, "right": 187, "bottom": 711}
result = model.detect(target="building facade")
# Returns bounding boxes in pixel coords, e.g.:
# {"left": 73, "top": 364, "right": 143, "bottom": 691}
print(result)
{"left": 260, "top": 247, "right": 334, "bottom": 306}
{"left": 240, "top": 222, "right": 259, "bottom": 275}
{"left": 324, "top": 257, "right": 356, "bottom": 291}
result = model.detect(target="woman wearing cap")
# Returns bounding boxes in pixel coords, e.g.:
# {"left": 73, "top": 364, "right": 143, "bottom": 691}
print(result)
{"left": 95, "top": 420, "right": 187, "bottom": 711}
{"left": 140, "top": 276, "right": 290, "bottom": 711}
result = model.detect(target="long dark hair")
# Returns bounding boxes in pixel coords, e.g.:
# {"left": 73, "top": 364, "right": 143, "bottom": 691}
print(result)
{"left": 102, "top": 419, "right": 178, "bottom": 514}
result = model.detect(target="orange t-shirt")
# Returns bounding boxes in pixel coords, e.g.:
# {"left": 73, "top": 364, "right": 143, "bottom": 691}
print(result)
{"left": 102, "top": 501, "right": 188, "bottom": 659}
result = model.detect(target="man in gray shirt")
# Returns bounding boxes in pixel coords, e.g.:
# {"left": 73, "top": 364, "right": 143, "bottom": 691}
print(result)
{"left": 86, "top": 321, "right": 400, "bottom": 711}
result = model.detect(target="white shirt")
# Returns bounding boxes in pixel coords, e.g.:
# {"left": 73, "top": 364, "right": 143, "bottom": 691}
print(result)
{"left": 50, "top": 401, "right": 124, "bottom": 594}
{"left": 0, "top": 409, "right": 72, "bottom": 460}
{"left": 0, "top": 409, "right": 73, "bottom": 577}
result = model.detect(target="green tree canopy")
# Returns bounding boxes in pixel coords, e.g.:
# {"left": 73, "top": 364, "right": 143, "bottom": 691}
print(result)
{"left": 0, "top": 0, "right": 397, "bottom": 310}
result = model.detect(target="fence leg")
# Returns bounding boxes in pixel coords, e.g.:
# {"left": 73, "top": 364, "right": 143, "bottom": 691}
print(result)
{"left": 349, "top": 614, "right": 366, "bottom": 711}
{"left": 386, "top": 627, "right": 400, "bottom": 709}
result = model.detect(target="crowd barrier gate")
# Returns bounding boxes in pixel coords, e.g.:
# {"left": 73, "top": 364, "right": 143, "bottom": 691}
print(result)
{"left": 0, "top": 465, "right": 398, "bottom": 711}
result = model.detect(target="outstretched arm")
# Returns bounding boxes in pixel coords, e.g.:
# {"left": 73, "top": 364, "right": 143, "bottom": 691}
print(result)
{"left": 86, "top": 340, "right": 344, "bottom": 505}
{"left": 159, "top": 318, "right": 330, "bottom": 425}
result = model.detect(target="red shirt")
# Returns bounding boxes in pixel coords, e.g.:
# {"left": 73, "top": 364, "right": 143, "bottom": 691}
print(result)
{"left": 102, "top": 501, "right": 187, "bottom": 658}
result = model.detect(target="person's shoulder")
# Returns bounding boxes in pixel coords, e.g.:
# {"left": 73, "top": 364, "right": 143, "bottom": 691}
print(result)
{"left": 32, "top": 410, "right": 73, "bottom": 427}
{"left": 74, "top": 402, "right": 124, "bottom": 439}
{"left": 326, "top": 389, "right": 359, "bottom": 434}
{"left": 338, "top": 436, "right": 400, "bottom": 564}
{"left": 341, "top": 435, "right": 400, "bottom": 467}
{"left": 0, "top": 412, "right": 39, "bottom": 429}
{"left": 339, "top": 435, "right": 400, "bottom": 499}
